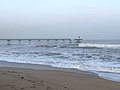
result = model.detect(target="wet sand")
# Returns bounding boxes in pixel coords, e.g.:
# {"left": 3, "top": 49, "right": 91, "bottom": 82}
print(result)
{"left": 0, "top": 61, "right": 120, "bottom": 90}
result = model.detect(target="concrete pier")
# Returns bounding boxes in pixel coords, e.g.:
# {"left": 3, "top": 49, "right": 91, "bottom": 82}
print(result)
{"left": 0, "top": 38, "right": 82, "bottom": 45}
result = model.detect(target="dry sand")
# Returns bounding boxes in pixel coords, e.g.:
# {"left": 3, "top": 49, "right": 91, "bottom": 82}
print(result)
{"left": 0, "top": 67, "right": 120, "bottom": 90}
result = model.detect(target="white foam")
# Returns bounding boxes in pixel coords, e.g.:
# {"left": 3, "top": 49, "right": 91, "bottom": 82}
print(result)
{"left": 79, "top": 60, "right": 120, "bottom": 73}
{"left": 79, "top": 43, "right": 120, "bottom": 48}
{"left": 98, "top": 72, "right": 120, "bottom": 82}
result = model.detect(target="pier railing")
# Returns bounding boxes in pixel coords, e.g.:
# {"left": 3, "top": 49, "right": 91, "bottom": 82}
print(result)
{"left": 0, "top": 38, "right": 82, "bottom": 45}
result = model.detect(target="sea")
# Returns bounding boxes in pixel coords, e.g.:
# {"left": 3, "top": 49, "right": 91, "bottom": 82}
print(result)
{"left": 0, "top": 40, "right": 120, "bottom": 82}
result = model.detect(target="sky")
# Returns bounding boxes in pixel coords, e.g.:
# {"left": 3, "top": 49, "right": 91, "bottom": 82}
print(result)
{"left": 0, "top": 0, "right": 120, "bottom": 40}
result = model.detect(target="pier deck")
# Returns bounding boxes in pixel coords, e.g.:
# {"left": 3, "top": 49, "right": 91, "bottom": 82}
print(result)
{"left": 0, "top": 38, "right": 82, "bottom": 45}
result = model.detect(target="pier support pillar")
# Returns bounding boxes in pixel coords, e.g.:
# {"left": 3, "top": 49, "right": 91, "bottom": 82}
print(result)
{"left": 29, "top": 40, "right": 31, "bottom": 45}
{"left": 7, "top": 40, "right": 11, "bottom": 45}
{"left": 18, "top": 40, "right": 21, "bottom": 44}
{"left": 38, "top": 40, "right": 41, "bottom": 44}
{"left": 55, "top": 39, "right": 58, "bottom": 45}
{"left": 62, "top": 39, "right": 65, "bottom": 43}
{"left": 69, "top": 40, "right": 72, "bottom": 43}
{"left": 47, "top": 40, "right": 50, "bottom": 45}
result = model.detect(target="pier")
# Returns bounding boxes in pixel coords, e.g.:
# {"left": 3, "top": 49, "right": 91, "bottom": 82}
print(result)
{"left": 0, "top": 37, "right": 82, "bottom": 45}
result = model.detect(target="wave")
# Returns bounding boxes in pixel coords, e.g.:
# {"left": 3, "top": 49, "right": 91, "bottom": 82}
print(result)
{"left": 0, "top": 55, "right": 120, "bottom": 82}
{"left": 78, "top": 43, "right": 120, "bottom": 49}
{"left": 58, "top": 43, "right": 120, "bottom": 49}
{"left": 98, "top": 72, "right": 120, "bottom": 82}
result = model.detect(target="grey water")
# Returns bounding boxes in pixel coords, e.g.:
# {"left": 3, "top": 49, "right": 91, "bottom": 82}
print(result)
{"left": 0, "top": 40, "right": 120, "bottom": 82}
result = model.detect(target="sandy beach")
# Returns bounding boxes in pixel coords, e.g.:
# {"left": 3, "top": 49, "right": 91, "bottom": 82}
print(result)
{"left": 0, "top": 62, "right": 120, "bottom": 90}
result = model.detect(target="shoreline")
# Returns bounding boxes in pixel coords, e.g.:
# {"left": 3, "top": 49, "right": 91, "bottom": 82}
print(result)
{"left": 0, "top": 61, "right": 120, "bottom": 90}
{"left": 0, "top": 60, "right": 119, "bottom": 81}
{"left": 0, "top": 60, "right": 97, "bottom": 76}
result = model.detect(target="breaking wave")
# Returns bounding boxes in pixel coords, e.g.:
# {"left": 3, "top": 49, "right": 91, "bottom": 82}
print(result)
{"left": 78, "top": 43, "right": 120, "bottom": 49}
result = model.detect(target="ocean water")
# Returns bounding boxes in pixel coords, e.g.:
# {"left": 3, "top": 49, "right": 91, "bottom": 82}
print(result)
{"left": 0, "top": 40, "right": 120, "bottom": 82}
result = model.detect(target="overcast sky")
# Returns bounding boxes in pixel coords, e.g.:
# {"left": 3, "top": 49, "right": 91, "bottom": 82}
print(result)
{"left": 0, "top": 0, "right": 120, "bottom": 40}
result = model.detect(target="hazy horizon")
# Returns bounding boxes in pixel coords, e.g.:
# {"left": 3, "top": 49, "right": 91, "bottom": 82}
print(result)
{"left": 0, "top": 0, "right": 120, "bottom": 40}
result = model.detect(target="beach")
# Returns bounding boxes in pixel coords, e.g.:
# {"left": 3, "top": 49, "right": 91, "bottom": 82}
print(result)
{"left": 0, "top": 61, "right": 120, "bottom": 90}
{"left": 1, "top": 0, "right": 120, "bottom": 89}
